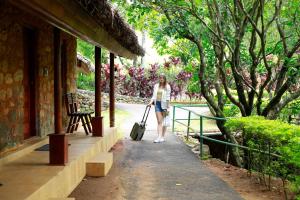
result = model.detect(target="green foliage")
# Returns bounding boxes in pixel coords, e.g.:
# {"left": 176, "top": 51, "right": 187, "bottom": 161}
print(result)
{"left": 223, "top": 105, "right": 240, "bottom": 117}
{"left": 226, "top": 116, "right": 300, "bottom": 145}
{"left": 77, "top": 39, "right": 109, "bottom": 64}
{"left": 280, "top": 99, "right": 300, "bottom": 122}
{"left": 226, "top": 116, "right": 300, "bottom": 197}
{"left": 185, "top": 63, "right": 200, "bottom": 94}
{"left": 113, "top": 0, "right": 300, "bottom": 121}
{"left": 289, "top": 100, "right": 300, "bottom": 116}
{"left": 77, "top": 39, "right": 94, "bottom": 63}
{"left": 77, "top": 73, "right": 94, "bottom": 91}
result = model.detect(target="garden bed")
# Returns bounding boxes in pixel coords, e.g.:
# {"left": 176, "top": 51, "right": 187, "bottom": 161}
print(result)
{"left": 203, "top": 159, "right": 291, "bottom": 200}
{"left": 174, "top": 132, "right": 293, "bottom": 199}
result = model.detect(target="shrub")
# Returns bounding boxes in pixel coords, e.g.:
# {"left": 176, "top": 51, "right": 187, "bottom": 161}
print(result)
{"left": 76, "top": 56, "right": 195, "bottom": 100}
{"left": 225, "top": 116, "right": 300, "bottom": 198}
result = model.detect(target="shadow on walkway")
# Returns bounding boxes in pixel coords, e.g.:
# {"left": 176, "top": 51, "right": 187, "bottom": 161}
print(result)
{"left": 70, "top": 103, "right": 242, "bottom": 200}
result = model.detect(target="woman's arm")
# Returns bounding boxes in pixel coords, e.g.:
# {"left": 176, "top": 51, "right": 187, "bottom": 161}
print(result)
{"left": 148, "top": 99, "right": 154, "bottom": 106}
{"left": 166, "top": 84, "right": 171, "bottom": 110}
{"left": 148, "top": 84, "right": 158, "bottom": 106}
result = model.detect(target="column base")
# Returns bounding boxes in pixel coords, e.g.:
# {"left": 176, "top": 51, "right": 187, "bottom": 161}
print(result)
{"left": 49, "top": 133, "right": 68, "bottom": 165}
{"left": 91, "top": 116, "right": 104, "bottom": 137}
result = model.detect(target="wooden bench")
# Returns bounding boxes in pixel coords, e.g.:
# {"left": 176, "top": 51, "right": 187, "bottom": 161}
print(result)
{"left": 86, "top": 152, "right": 113, "bottom": 177}
{"left": 65, "top": 93, "right": 93, "bottom": 135}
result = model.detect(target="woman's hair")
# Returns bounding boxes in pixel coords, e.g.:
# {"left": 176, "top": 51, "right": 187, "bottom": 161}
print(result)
{"left": 159, "top": 74, "right": 167, "bottom": 88}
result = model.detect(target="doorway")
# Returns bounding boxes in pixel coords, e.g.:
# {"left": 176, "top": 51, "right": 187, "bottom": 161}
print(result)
{"left": 23, "top": 27, "right": 38, "bottom": 140}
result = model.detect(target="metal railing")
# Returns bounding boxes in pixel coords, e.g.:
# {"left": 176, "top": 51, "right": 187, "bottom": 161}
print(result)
{"left": 172, "top": 104, "right": 284, "bottom": 191}
{"left": 172, "top": 104, "right": 225, "bottom": 158}
{"left": 172, "top": 104, "right": 280, "bottom": 159}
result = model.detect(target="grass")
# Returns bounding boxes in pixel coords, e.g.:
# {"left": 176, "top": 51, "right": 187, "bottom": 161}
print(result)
{"left": 101, "top": 108, "right": 130, "bottom": 138}
{"left": 173, "top": 118, "right": 219, "bottom": 133}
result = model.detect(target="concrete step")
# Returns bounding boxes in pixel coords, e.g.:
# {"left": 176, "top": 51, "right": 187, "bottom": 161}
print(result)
{"left": 86, "top": 152, "right": 113, "bottom": 177}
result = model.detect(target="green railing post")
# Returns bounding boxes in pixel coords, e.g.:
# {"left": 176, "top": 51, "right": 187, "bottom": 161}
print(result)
{"left": 200, "top": 116, "right": 203, "bottom": 158}
{"left": 169, "top": 104, "right": 281, "bottom": 163}
{"left": 172, "top": 105, "right": 176, "bottom": 133}
{"left": 268, "top": 142, "right": 271, "bottom": 190}
{"left": 187, "top": 111, "right": 191, "bottom": 141}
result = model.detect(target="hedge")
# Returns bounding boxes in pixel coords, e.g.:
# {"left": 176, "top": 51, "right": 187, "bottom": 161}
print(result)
{"left": 225, "top": 116, "right": 300, "bottom": 199}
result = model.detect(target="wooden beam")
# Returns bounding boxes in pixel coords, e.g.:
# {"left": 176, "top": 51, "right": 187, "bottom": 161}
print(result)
{"left": 91, "top": 46, "right": 104, "bottom": 137}
{"left": 54, "top": 27, "right": 63, "bottom": 134}
{"left": 95, "top": 46, "right": 101, "bottom": 117}
{"left": 10, "top": 0, "right": 137, "bottom": 59}
{"left": 109, "top": 53, "right": 115, "bottom": 128}
{"left": 49, "top": 27, "right": 68, "bottom": 165}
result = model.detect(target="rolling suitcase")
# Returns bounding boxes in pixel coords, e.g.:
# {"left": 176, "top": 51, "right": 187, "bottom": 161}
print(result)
{"left": 130, "top": 105, "right": 151, "bottom": 141}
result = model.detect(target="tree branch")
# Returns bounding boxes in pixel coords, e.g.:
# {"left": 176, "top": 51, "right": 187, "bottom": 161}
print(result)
{"left": 262, "top": 80, "right": 290, "bottom": 117}
{"left": 275, "top": 37, "right": 300, "bottom": 92}
{"left": 270, "top": 89, "right": 300, "bottom": 118}
{"left": 237, "top": 0, "right": 262, "bottom": 36}
{"left": 218, "top": 65, "right": 247, "bottom": 116}
{"left": 265, "top": 0, "right": 282, "bottom": 31}
{"left": 276, "top": 19, "right": 288, "bottom": 54}
{"left": 180, "top": 1, "right": 235, "bottom": 54}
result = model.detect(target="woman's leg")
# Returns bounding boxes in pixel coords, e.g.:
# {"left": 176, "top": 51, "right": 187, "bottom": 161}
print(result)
{"left": 161, "top": 112, "right": 167, "bottom": 139}
{"left": 162, "top": 126, "right": 167, "bottom": 138}
{"left": 155, "top": 112, "right": 164, "bottom": 138}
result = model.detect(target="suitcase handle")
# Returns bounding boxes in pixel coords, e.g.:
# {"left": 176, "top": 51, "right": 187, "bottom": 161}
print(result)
{"left": 141, "top": 105, "right": 151, "bottom": 124}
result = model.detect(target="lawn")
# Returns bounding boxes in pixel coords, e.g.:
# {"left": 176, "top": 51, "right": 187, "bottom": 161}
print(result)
{"left": 173, "top": 118, "right": 220, "bottom": 134}
{"left": 101, "top": 108, "right": 130, "bottom": 137}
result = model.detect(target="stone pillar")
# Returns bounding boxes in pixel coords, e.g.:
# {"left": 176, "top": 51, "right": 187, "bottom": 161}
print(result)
{"left": 109, "top": 53, "right": 115, "bottom": 127}
{"left": 49, "top": 27, "right": 68, "bottom": 165}
{"left": 91, "top": 46, "right": 104, "bottom": 136}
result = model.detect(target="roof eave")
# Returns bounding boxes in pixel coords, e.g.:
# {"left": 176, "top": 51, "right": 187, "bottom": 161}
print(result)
{"left": 10, "top": 0, "right": 141, "bottom": 59}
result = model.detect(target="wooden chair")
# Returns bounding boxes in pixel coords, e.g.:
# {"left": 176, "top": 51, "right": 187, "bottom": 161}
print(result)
{"left": 65, "top": 93, "right": 93, "bottom": 135}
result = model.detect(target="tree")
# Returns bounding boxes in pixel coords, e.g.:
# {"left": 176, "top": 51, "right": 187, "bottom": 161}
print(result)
{"left": 116, "top": 0, "right": 300, "bottom": 166}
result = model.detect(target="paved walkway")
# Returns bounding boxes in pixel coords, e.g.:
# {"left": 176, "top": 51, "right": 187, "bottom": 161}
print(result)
{"left": 70, "top": 103, "right": 242, "bottom": 200}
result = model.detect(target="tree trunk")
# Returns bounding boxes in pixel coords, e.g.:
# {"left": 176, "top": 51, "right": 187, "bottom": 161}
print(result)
{"left": 140, "top": 30, "right": 146, "bottom": 67}
{"left": 216, "top": 120, "right": 243, "bottom": 167}
{"left": 203, "top": 135, "right": 227, "bottom": 161}
{"left": 133, "top": 58, "right": 137, "bottom": 66}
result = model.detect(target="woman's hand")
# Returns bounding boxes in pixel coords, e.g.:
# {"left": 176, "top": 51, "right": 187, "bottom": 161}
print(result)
{"left": 167, "top": 106, "right": 170, "bottom": 112}
{"left": 147, "top": 101, "right": 153, "bottom": 106}
{"left": 162, "top": 109, "right": 169, "bottom": 116}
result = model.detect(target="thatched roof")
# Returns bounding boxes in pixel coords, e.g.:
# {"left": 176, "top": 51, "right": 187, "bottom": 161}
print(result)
{"left": 77, "top": 53, "right": 95, "bottom": 74}
{"left": 75, "top": 0, "right": 145, "bottom": 56}
{"left": 10, "top": 0, "right": 144, "bottom": 59}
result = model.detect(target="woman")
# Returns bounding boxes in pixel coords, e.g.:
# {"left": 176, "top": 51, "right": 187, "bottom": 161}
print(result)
{"left": 148, "top": 74, "right": 171, "bottom": 143}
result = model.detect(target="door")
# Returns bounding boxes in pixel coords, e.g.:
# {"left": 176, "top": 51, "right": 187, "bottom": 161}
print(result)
{"left": 23, "top": 27, "right": 38, "bottom": 140}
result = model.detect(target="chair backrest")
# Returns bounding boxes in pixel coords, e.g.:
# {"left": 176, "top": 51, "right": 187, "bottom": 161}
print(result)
{"left": 65, "top": 93, "right": 78, "bottom": 115}
{"left": 71, "top": 93, "right": 79, "bottom": 113}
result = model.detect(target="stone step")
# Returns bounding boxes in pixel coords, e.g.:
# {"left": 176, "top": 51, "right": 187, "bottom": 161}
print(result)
{"left": 86, "top": 152, "right": 113, "bottom": 177}
{"left": 48, "top": 198, "right": 75, "bottom": 200}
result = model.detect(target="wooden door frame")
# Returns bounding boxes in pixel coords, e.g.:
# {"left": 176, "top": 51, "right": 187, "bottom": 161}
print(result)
{"left": 23, "top": 26, "right": 39, "bottom": 139}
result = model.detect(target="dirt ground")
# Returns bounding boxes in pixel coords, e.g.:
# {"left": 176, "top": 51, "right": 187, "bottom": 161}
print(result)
{"left": 203, "top": 159, "right": 292, "bottom": 200}
{"left": 175, "top": 130, "right": 294, "bottom": 200}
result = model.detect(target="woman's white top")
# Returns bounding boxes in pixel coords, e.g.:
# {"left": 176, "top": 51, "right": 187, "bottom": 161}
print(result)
{"left": 151, "top": 83, "right": 171, "bottom": 109}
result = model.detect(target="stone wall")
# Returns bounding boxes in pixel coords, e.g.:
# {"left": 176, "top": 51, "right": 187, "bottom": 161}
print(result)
{"left": 77, "top": 89, "right": 148, "bottom": 112}
{"left": 61, "top": 33, "right": 78, "bottom": 127}
{"left": 0, "top": 2, "right": 77, "bottom": 153}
